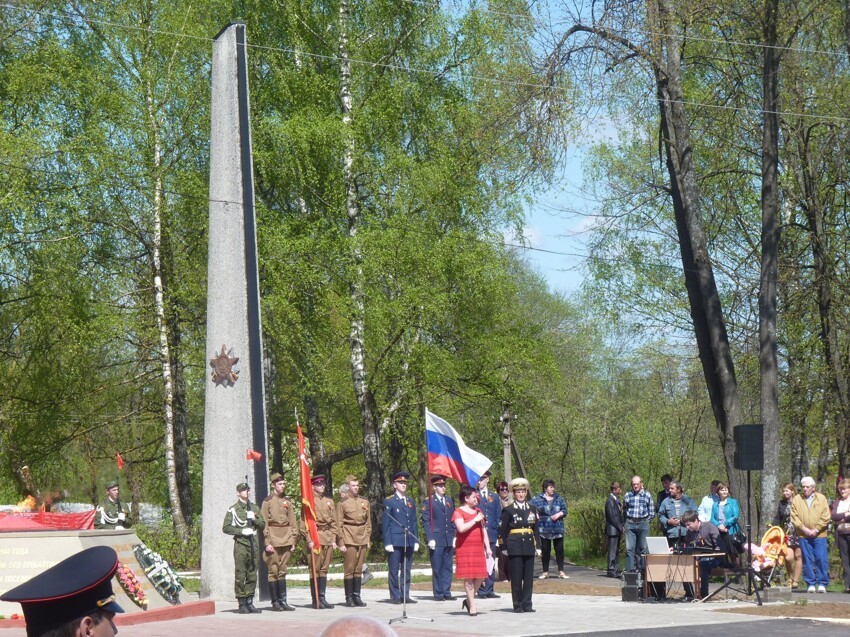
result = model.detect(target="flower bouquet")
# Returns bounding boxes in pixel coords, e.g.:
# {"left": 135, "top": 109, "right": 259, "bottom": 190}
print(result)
{"left": 115, "top": 561, "right": 148, "bottom": 609}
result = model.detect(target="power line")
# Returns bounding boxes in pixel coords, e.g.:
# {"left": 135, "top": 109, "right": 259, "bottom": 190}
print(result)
{"left": 3, "top": 3, "right": 850, "bottom": 123}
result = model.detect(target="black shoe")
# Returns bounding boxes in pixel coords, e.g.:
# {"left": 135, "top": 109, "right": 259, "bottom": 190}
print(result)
{"left": 444, "top": 595, "right": 455, "bottom": 600}
{"left": 269, "top": 582, "right": 283, "bottom": 611}
{"left": 486, "top": 592, "right": 500, "bottom": 599}
{"left": 404, "top": 597, "right": 417, "bottom": 604}
{"left": 245, "top": 597, "right": 261, "bottom": 614}
{"left": 319, "top": 597, "right": 333, "bottom": 609}
{"left": 344, "top": 579, "right": 355, "bottom": 607}
{"left": 524, "top": 607, "right": 535, "bottom": 612}
{"left": 390, "top": 598, "right": 402, "bottom": 604}
{"left": 513, "top": 608, "right": 523, "bottom": 613}
{"left": 237, "top": 597, "right": 250, "bottom": 614}
{"left": 352, "top": 577, "right": 367, "bottom": 607}
{"left": 462, "top": 599, "right": 470, "bottom": 614}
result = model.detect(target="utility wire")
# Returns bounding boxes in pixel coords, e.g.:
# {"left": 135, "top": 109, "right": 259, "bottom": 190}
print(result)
{"left": 3, "top": 3, "right": 850, "bottom": 123}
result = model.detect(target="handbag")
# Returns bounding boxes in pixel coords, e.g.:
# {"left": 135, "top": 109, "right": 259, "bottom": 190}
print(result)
{"left": 731, "top": 531, "right": 747, "bottom": 552}
{"left": 837, "top": 521, "right": 850, "bottom": 535}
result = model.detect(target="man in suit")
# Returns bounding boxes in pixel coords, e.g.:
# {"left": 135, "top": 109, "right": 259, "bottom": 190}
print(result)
{"left": 605, "top": 481, "right": 624, "bottom": 577}
{"left": 476, "top": 470, "right": 502, "bottom": 598}
{"left": 421, "top": 474, "right": 457, "bottom": 601}
{"left": 382, "top": 471, "right": 419, "bottom": 604}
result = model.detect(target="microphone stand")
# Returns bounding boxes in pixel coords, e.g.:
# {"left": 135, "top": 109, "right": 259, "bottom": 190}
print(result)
{"left": 384, "top": 509, "right": 432, "bottom": 625}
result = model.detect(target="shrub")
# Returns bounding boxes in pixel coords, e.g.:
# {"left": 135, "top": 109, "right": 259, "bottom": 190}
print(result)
{"left": 134, "top": 521, "right": 201, "bottom": 571}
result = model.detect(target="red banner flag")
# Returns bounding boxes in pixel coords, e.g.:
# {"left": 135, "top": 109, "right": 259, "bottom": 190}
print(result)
{"left": 116, "top": 452, "right": 125, "bottom": 470}
{"left": 297, "top": 425, "right": 320, "bottom": 553}
{"left": 246, "top": 449, "right": 263, "bottom": 462}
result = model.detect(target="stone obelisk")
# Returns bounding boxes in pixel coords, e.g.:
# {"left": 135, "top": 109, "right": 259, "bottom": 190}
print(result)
{"left": 200, "top": 22, "right": 269, "bottom": 601}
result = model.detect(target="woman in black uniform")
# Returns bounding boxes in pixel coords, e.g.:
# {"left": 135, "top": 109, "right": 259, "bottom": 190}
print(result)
{"left": 499, "top": 477, "right": 542, "bottom": 613}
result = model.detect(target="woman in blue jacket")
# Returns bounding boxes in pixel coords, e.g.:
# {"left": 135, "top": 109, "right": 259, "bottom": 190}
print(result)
{"left": 530, "top": 479, "right": 568, "bottom": 579}
{"left": 711, "top": 482, "right": 740, "bottom": 564}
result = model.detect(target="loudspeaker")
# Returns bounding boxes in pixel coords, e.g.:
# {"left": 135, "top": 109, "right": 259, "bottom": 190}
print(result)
{"left": 734, "top": 423, "right": 764, "bottom": 471}
{"left": 621, "top": 584, "right": 642, "bottom": 602}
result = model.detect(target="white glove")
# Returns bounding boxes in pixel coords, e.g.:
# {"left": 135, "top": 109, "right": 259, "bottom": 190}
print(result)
{"left": 115, "top": 525, "right": 124, "bottom": 530}
{"left": 428, "top": 540, "right": 436, "bottom": 550}
{"left": 414, "top": 543, "right": 420, "bottom": 551}
{"left": 385, "top": 544, "right": 394, "bottom": 552}
{"left": 242, "top": 528, "right": 255, "bottom": 536}
{"left": 117, "top": 512, "right": 125, "bottom": 521}
{"left": 452, "top": 537, "right": 456, "bottom": 548}
{"left": 535, "top": 549, "right": 542, "bottom": 557}
{"left": 246, "top": 511, "right": 255, "bottom": 520}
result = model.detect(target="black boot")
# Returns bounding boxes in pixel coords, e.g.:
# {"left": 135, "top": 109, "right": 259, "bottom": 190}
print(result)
{"left": 310, "top": 578, "right": 320, "bottom": 609}
{"left": 344, "top": 578, "right": 355, "bottom": 607}
{"left": 237, "top": 597, "right": 250, "bottom": 614}
{"left": 318, "top": 576, "right": 334, "bottom": 609}
{"left": 246, "top": 596, "right": 261, "bottom": 613}
{"left": 278, "top": 579, "right": 295, "bottom": 611}
{"left": 353, "top": 577, "right": 367, "bottom": 607}
{"left": 269, "top": 582, "right": 283, "bottom": 611}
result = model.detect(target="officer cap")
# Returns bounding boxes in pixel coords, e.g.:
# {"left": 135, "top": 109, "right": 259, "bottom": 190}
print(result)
{"left": 430, "top": 475, "right": 447, "bottom": 486}
{"left": 105, "top": 480, "right": 119, "bottom": 490}
{"left": 509, "top": 477, "right": 530, "bottom": 492}
{"left": 0, "top": 546, "right": 124, "bottom": 637}
{"left": 311, "top": 475, "right": 326, "bottom": 485}
{"left": 391, "top": 471, "right": 409, "bottom": 483}
{"left": 270, "top": 472, "right": 284, "bottom": 483}
{"left": 236, "top": 482, "right": 250, "bottom": 492}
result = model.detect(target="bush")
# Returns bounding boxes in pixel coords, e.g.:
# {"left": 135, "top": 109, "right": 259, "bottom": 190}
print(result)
{"left": 134, "top": 521, "right": 201, "bottom": 571}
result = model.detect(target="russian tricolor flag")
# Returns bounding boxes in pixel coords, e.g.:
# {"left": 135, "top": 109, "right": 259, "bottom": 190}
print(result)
{"left": 426, "top": 409, "right": 492, "bottom": 486}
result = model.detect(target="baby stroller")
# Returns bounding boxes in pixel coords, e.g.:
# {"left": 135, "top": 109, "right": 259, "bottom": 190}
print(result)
{"left": 748, "top": 525, "right": 792, "bottom": 587}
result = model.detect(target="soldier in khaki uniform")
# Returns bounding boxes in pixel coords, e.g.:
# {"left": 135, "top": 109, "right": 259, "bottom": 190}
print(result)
{"left": 261, "top": 472, "right": 298, "bottom": 611}
{"left": 303, "top": 474, "right": 338, "bottom": 609}
{"left": 94, "top": 480, "right": 132, "bottom": 529}
{"left": 337, "top": 474, "right": 372, "bottom": 607}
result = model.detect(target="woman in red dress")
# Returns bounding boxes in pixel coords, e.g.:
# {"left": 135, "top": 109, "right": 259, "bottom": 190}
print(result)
{"left": 452, "top": 484, "right": 492, "bottom": 616}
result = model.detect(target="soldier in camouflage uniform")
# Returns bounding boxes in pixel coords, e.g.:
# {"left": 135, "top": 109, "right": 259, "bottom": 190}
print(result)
{"left": 222, "top": 482, "right": 266, "bottom": 614}
{"left": 303, "top": 475, "right": 338, "bottom": 609}
{"left": 94, "top": 480, "right": 132, "bottom": 530}
{"left": 336, "top": 474, "right": 372, "bottom": 607}
{"left": 261, "top": 472, "right": 297, "bottom": 611}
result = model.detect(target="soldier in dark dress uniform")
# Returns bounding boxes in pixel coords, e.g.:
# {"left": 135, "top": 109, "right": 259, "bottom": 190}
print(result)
{"left": 222, "top": 481, "right": 266, "bottom": 614}
{"left": 382, "top": 470, "right": 419, "bottom": 604}
{"left": 475, "top": 470, "right": 502, "bottom": 598}
{"left": 336, "top": 474, "right": 372, "bottom": 607}
{"left": 421, "top": 474, "right": 457, "bottom": 601}
{"left": 303, "top": 474, "right": 339, "bottom": 609}
{"left": 261, "top": 472, "right": 298, "bottom": 611}
{"left": 499, "top": 477, "right": 542, "bottom": 613}
{"left": 0, "top": 546, "right": 124, "bottom": 637}
{"left": 94, "top": 480, "right": 132, "bottom": 530}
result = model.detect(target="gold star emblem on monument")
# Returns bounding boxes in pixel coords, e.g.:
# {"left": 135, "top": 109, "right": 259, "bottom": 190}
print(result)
{"left": 210, "top": 344, "right": 240, "bottom": 387}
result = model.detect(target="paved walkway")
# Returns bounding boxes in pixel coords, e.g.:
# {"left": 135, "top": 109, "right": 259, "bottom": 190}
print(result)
{"left": 3, "top": 565, "right": 849, "bottom": 636}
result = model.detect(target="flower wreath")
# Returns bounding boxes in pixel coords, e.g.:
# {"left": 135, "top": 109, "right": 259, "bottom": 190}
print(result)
{"left": 115, "top": 562, "right": 148, "bottom": 609}
{"left": 133, "top": 543, "right": 182, "bottom": 605}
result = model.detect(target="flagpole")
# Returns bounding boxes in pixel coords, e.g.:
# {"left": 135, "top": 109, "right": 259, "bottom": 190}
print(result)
{"left": 296, "top": 408, "right": 322, "bottom": 609}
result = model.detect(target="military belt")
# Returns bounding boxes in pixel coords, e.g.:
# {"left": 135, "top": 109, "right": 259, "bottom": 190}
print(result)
{"left": 509, "top": 528, "right": 534, "bottom": 535}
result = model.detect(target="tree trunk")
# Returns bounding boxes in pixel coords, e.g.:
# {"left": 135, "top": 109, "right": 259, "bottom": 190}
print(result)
{"left": 339, "top": 0, "right": 386, "bottom": 534}
{"left": 147, "top": 77, "right": 189, "bottom": 540}
{"left": 651, "top": 0, "right": 744, "bottom": 499}
{"left": 759, "top": 0, "right": 781, "bottom": 520}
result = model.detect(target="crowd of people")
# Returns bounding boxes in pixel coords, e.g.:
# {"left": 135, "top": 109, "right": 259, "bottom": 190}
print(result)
{"left": 604, "top": 474, "right": 850, "bottom": 599}
{"left": 216, "top": 469, "right": 572, "bottom": 615}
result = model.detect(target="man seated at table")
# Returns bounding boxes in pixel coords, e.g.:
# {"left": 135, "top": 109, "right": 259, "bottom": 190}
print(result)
{"left": 682, "top": 511, "right": 725, "bottom": 599}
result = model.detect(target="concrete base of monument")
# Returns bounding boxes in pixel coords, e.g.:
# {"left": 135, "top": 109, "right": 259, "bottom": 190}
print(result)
{"left": 0, "top": 528, "right": 212, "bottom": 623}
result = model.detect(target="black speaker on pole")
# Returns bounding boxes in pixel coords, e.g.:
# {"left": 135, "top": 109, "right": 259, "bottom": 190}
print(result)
{"left": 734, "top": 424, "right": 764, "bottom": 471}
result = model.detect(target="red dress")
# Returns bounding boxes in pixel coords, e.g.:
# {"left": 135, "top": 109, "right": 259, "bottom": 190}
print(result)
{"left": 452, "top": 507, "right": 488, "bottom": 579}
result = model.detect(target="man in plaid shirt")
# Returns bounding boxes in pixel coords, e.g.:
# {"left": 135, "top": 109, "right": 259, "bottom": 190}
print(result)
{"left": 624, "top": 476, "right": 655, "bottom": 571}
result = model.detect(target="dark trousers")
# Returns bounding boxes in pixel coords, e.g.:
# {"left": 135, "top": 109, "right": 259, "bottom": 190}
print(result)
{"left": 837, "top": 533, "right": 850, "bottom": 590}
{"left": 429, "top": 545, "right": 454, "bottom": 598}
{"left": 540, "top": 536, "right": 564, "bottom": 573}
{"left": 698, "top": 557, "right": 723, "bottom": 598}
{"left": 387, "top": 546, "right": 414, "bottom": 601}
{"left": 508, "top": 554, "right": 534, "bottom": 610}
{"left": 607, "top": 534, "right": 621, "bottom": 573}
